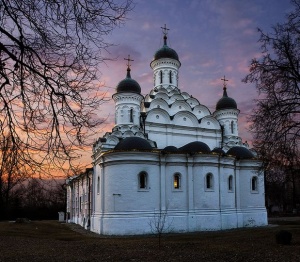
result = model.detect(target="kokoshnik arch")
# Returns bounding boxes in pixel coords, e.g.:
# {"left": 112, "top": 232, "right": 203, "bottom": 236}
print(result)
{"left": 66, "top": 26, "right": 267, "bottom": 235}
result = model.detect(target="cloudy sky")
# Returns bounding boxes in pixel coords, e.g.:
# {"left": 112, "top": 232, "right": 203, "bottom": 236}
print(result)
{"left": 95, "top": 0, "right": 293, "bottom": 145}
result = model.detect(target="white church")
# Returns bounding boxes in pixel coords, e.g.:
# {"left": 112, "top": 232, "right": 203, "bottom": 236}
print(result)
{"left": 66, "top": 28, "right": 268, "bottom": 235}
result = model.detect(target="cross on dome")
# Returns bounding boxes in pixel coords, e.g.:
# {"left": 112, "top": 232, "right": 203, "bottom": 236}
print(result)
{"left": 124, "top": 55, "right": 134, "bottom": 69}
{"left": 161, "top": 24, "right": 170, "bottom": 45}
{"left": 221, "top": 75, "right": 228, "bottom": 88}
{"left": 161, "top": 24, "right": 170, "bottom": 37}
{"left": 220, "top": 75, "right": 229, "bottom": 98}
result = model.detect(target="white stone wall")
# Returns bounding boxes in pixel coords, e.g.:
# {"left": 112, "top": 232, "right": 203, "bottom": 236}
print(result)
{"left": 66, "top": 170, "right": 92, "bottom": 229}
{"left": 90, "top": 151, "right": 267, "bottom": 235}
{"left": 145, "top": 123, "right": 222, "bottom": 149}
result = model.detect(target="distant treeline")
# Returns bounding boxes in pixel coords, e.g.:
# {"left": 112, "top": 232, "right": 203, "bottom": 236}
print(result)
{"left": 0, "top": 178, "right": 65, "bottom": 221}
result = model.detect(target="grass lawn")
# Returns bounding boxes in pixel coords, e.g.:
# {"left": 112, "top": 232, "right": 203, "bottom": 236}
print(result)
{"left": 0, "top": 218, "right": 299, "bottom": 261}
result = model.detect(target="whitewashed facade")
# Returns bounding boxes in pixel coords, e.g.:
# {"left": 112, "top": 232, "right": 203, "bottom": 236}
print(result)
{"left": 66, "top": 168, "right": 93, "bottom": 229}
{"left": 66, "top": 31, "right": 268, "bottom": 235}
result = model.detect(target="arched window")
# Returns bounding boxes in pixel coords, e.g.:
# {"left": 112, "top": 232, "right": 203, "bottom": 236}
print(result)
{"left": 169, "top": 71, "right": 172, "bottom": 83}
{"left": 173, "top": 173, "right": 181, "bottom": 189}
{"left": 206, "top": 173, "right": 213, "bottom": 189}
{"left": 231, "top": 121, "right": 234, "bottom": 134}
{"left": 160, "top": 71, "right": 163, "bottom": 84}
{"left": 251, "top": 176, "right": 258, "bottom": 191}
{"left": 139, "top": 172, "right": 148, "bottom": 189}
{"left": 228, "top": 175, "right": 233, "bottom": 191}
{"left": 97, "top": 176, "right": 100, "bottom": 194}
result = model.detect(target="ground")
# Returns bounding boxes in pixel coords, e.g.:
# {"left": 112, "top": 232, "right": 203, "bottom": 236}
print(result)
{"left": 0, "top": 218, "right": 299, "bottom": 262}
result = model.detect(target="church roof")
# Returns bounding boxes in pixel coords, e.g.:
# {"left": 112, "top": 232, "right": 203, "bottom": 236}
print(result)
{"left": 114, "top": 137, "right": 153, "bottom": 150}
{"left": 162, "top": 146, "right": 179, "bottom": 153}
{"left": 226, "top": 146, "right": 254, "bottom": 159}
{"left": 116, "top": 67, "right": 141, "bottom": 94}
{"left": 153, "top": 35, "right": 179, "bottom": 61}
{"left": 179, "top": 141, "right": 211, "bottom": 154}
{"left": 212, "top": 147, "right": 226, "bottom": 155}
{"left": 216, "top": 86, "right": 237, "bottom": 110}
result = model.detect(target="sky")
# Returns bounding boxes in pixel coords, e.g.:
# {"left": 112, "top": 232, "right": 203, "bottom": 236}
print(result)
{"left": 94, "top": 0, "right": 294, "bottom": 147}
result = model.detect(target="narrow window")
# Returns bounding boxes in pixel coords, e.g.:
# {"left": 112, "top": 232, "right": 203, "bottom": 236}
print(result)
{"left": 160, "top": 71, "right": 163, "bottom": 84}
{"left": 206, "top": 173, "right": 213, "bottom": 189}
{"left": 97, "top": 176, "right": 100, "bottom": 194}
{"left": 231, "top": 121, "right": 234, "bottom": 134}
{"left": 139, "top": 172, "right": 147, "bottom": 189}
{"left": 79, "top": 197, "right": 82, "bottom": 212}
{"left": 169, "top": 71, "right": 172, "bottom": 83}
{"left": 228, "top": 175, "right": 233, "bottom": 191}
{"left": 130, "top": 108, "right": 133, "bottom": 123}
{"left": 251, "top": 177, "right": 258, "bottom": 191}
{"left": 174, "top": 174, "right": 180, "bottom": 189}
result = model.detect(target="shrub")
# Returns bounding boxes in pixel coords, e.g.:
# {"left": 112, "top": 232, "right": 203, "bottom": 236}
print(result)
{"left": 275, "top": 230, "right": 292, "bottom": 245}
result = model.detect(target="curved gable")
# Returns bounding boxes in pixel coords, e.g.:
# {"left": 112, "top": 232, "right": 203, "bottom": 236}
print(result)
{"left": 199, "top": 116, "right": 220, "bottom": 129}
{"left": 155, "top": 92, "right": 169, "bottom": 101}
{"left": 169, "top": 94, "right": 185, "bottom": 104}
{"left": 146, "top": 108, "right": 171, "bottom": 124}
{"left": 193, "top": 104, "right": 211, "bottom": 118}
{"left": 172, "top": 111, "right": 198, "bottom": 127}
{"left": 123, "top": 130, "right": 135, "bottom": 137}
{"left": 181, "top": 92, "right": 190, "bottom": 99}
{"left": 149, "top": 98, "right": 169, "bottom": 111}
{"left": 169, "top": 89, "right": 180, "bottom": 96}
{"left": 170, "top": 100, "right": 192, "bottom": 115}
{"left": 106, "top": 135, "right": 119, "bottom": 146}
{"left": 186, "top": 97, "right": 200, "bottom": 108}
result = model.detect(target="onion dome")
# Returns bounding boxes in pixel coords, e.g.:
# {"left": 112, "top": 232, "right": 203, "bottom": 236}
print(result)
{"left": 116, "top": 67, "right": 141, "bottom": 94}
{"left": 179, "top": 141, "right": 211, "bottom": 154}
{"left": 226, "top": 146, "right": 254, "bottom": 159}
{"left": 216, "top": 86, "right": 237, "bottom": 110}
{"left": 153, "top": 35, "right": 179, "bottom": 61}
{"left": 114, "top": 137, "right": 152, "bottom": 150}
{"left": 162, "top": 146, "right": 178, "bottom": 153}
{"left": 212, "top": 147, "right": 225, "bottom": 155}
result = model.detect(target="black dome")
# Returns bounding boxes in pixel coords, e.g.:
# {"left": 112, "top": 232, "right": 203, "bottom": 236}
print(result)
{"left": 179, "top": 141, "right": 211, "bottom": 154}
{"left": 226, "top": 146, "right": 254, "bottom": 159}
{"left": 114, "top": 137, "right": 152, "bottom": 150}
{"left": 212, "top": 147, "right": 225, "bottom": 155}
{"left": 116, "top": 68, "right": 141, "bottom": 94}
{"left": 153, "top": 35, "right": 179, "bottom": 61}
{"left": 216, "top": 87, "right": 237, "bottom": 110}
{"left": 162, "top": 146, "right": 178, "bottom": 153}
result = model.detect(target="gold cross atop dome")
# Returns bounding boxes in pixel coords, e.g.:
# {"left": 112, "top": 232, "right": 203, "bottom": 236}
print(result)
{"left": 124, "top": 55, "right": 134, "bottom": 68}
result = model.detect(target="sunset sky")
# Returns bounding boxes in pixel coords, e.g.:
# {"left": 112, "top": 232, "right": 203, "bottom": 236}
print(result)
{"left": 95, "top": 0, "right": 293, "bottom": 146}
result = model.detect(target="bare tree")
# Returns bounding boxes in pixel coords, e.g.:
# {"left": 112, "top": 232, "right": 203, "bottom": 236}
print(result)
{"left": 149, "top": 205, "right": 173, "bottom": 249}
{"left": 0, "top": 133, "right": 30, "bottom": 219}
{"left": 243, "top": 0, "right": 300, "bottom": 211}
{"left": 0, "top": 0, "right": 133, "bottom": 178}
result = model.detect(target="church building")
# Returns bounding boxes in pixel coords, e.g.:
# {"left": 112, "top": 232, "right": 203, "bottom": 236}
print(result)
{"left": 66, "top": 27, "right": 268, "bottom": 235}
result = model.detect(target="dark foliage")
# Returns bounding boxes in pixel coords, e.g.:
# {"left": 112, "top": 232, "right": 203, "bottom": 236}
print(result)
{"left": 243, "top": 0, "right": 300, "bottom": 211}
{"left": 1, "top": 179, "right": 66, "bottom": 220}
